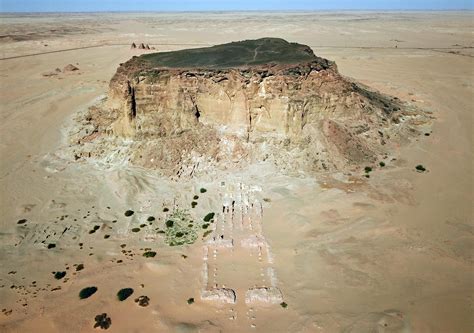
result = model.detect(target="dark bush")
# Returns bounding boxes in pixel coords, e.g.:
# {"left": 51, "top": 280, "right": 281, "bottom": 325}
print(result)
{"left": 79, "top": 286, "right": 97, "bottom": 299}
{"left": 203, "top": 212, "right": 215, "bottom": 222}
{"left": 117, "top": 288, "right": 134, "bottom": 301}
{"left": 143, "top": 251, "right": 156, "bottom": 258}
{"left": 416, "top": 165, "right": 426, "bottom": 172}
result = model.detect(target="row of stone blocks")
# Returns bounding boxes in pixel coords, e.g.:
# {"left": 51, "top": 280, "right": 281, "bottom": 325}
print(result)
{"left": 200, "top": 287, "right": 283, "bottom": 305}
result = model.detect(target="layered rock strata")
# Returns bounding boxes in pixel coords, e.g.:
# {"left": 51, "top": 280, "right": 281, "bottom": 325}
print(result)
{"left": 70, "top": 38, "right": 429, "bottom": 176}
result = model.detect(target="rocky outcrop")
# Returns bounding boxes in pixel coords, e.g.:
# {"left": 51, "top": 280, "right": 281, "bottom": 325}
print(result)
{"left": 63, "top": 64, "right": 79, "bottom": 72}
{"left": 70, "top": 38, "right": 429, "bottom": 176}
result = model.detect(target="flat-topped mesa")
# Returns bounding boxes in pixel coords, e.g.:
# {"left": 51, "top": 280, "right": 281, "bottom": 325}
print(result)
{"left": 78, "top": 38, "right": 428, "bottom": 175}
{"left": 107, "top": 38, "right": 339, "bottom": 138}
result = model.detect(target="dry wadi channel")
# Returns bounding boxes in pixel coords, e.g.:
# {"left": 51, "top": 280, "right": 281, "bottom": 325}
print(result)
{"left": 0, "top": 12, "right": 473, "bottom": 333}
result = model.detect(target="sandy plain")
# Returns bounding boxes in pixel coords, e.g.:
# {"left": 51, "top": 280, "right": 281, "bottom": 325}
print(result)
{"left": 0, "top": 11, "right": 472, "bottom": 332}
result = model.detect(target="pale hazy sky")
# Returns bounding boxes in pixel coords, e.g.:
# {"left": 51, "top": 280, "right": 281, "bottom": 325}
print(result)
{"left": 0, "top": 0, "right": 472, "bottom": 12}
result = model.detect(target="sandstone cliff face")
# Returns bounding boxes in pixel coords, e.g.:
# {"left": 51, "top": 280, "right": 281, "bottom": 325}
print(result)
{"left": 70, "top": 39, "right": 429, "bottom": 176}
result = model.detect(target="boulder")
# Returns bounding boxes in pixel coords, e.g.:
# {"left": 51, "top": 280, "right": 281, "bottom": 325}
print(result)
{"left": 201, "top": 288, "right": 236, "bottom": 304}
{"left": 245, "top": 287, "right": 283, "bottom": 305}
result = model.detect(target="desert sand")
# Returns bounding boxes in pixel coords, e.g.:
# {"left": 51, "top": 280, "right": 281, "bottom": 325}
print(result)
{"left": 0, "top": 11, "right": 472, "bottom": 332}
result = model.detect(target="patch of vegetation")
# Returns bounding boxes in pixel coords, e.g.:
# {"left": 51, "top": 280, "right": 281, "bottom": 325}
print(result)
{"left": 131, "top": 227, "right": 140, "bottom": 233}
{"left": 203, "top": 212, "right": 215, "bottom": 222}
{"left": 164, "top": 209, "right": 198, "bottom": 246}
{"left": 379, "top": 161, "right": 386, "bottom": 167}
{"left": 143, "top": 251, "right": 156, "bottom": 258}
{"left": 117, "top": 288, "right": 134, "bottom": 301}
{"left": 187, "top": 297, "right": 195, "bottom": 304}
{"left": 280, "top": 302, "right": 288, "bottom": 308}
{"left": 54, "top": 271, "right": 66, "bottom": 280}
{"left": 104, "top": 234, "right": 110, "bottom": 239}
{"left": 203, "top": 230, "right": 212, "bottom": 238}
{"left": 364, "top": 166, "right": 372, "bottom": 173}
{"left": 17, "top": 219, "right": 27, "bottom": 225}
{"left": 124, "top": 210, "right": 134, "bottom": 217}
{"left": 163, "top": 207, "right": 169, "bottom": 212}
{"left": 79, "top": 286, "right": 98, "bottom": 299}
{"left": 76, "top": 264, "right": 84, "bottom": 271}
{"left": 263, "top": 198, "right": 271, "bottom": 202}
{"left": 47, "top": 243, "right": 56, "bottom": 249}
{"left": 193, "top": 195, "right": 199, "bottom": 200}
{"left": 191, "top": 201, "right": 198, "bottom": 208}
{"left": 200, "top": 188, "right": 207, "bottom": 193}
{"left": 416, "top": 165, "right": 426, "bottom": 172}
{"left": 147, "top": 216, "right": 155, "bottom": 222}
{"left": 140, "top": 224, "right": 146, "bottom": 228}
{"left": 94, "top": 313, "right": 111, "bottom": 330}
{"left": 202, "top": 223, "right": 210, "bottom": 229}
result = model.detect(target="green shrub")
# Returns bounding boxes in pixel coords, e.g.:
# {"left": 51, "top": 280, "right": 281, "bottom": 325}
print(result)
{"left": 200, "top": 188, "right": 207, "bottom": 193}
{"left": 117, "top": 288, "right": 134, "bottom": 301}
{"left": 416, "top": 165, "right": 426, "bottom": 172}
{"left": 203, "top": 212, "right": 215, "bottom": 222}
{"left": 79, "top": 286, "right": 97, "bottom": 299}
{"left": 143, "top": 251, "right": 156, "bottom": 258}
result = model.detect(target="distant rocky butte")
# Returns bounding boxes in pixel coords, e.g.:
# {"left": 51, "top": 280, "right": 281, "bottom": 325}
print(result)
{"left": 71, "top": 38, "right": 429, "bottom": 176}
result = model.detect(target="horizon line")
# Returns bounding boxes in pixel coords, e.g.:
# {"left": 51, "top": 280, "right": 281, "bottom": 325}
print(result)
{"left": 0, "top": 9, "right": 472, "bottom": 14}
